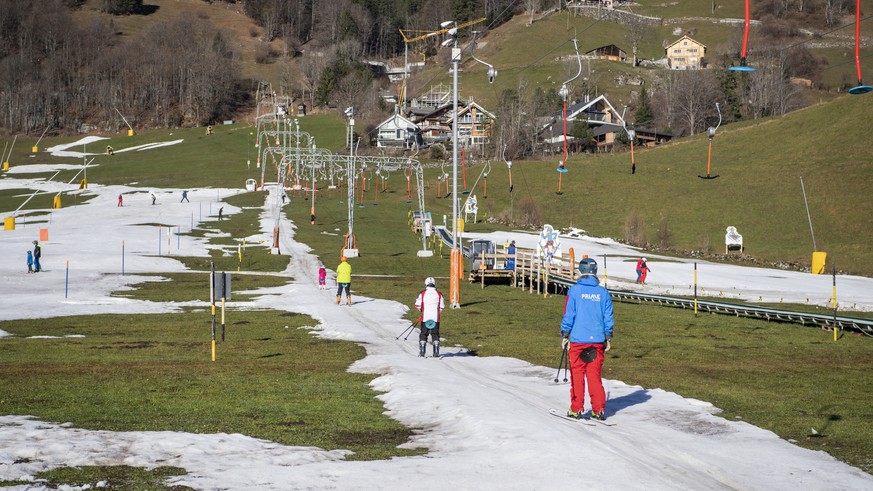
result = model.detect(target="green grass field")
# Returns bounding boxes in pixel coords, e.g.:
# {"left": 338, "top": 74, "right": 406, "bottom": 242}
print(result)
{"left": 283, "top": 191, "right": 873, "bottom": 474}
{"left": 2, "top": 3, "right": 872, "bottom": 487}
{"left": 2, "top": 69, "right": 873, "bottom": 483}
{"left": 0, "top": 310, "right": 422, "bottom": 463}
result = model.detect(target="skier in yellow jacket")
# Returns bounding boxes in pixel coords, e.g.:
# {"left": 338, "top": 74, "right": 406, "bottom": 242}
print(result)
{"left": 336, "top": 256, "right": 352, "bottom": 305}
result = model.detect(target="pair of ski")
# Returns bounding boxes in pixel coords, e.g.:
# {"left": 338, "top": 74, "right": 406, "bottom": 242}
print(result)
{"left": 549, "top": 408, "right": 616, "bottom": 426}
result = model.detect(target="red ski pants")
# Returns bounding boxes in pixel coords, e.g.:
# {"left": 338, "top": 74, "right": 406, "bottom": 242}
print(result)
{"left": 568, "top": 343, "right": 606, "bottom": 414}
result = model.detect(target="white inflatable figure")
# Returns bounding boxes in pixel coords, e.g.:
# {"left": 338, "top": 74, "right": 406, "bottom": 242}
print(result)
{"left": 725, "top": 226, "right": 743, "bottom": 254}
{"left": 536, "top": 224, "right": 562, "bottom": 263}
{"left": 464, "top": 194, "right": 478, "bottom": 224}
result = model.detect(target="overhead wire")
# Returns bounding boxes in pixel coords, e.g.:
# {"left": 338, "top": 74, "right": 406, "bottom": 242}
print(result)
{"left": 777, "top": 14, "right": 873, "bottom": 54}
{"left": 744, "top": 12, "right": 873, "bottom": 81}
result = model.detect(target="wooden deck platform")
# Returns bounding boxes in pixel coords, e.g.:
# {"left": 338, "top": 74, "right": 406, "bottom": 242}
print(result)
{"left": 469, "top": 248, "right": 580, "bottom": 296}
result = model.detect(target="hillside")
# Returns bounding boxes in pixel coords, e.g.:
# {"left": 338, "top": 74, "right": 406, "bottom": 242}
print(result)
{"left": 74, "top": 0, "right": 282, "bottom": 85}
{"left": 2, "top": 94, "right": 871, "bottom": 277}
{"left": 74, "top": 0, "right": 873, "bottom": 116}
{"left": 3, "top": 0, "right": 873, "bottom": 276}
{"left": 403, "top": 91, "right": 873, "bottom": 277}
{"left": 0, "top": 0, "right": 869, "bottom": 136}
{"left": 409, "top": 1, "right": 873, "bottom": 118}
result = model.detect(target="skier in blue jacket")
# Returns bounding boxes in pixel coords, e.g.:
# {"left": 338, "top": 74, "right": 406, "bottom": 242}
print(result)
{"left": 32, "top": 240, "right": 42, "bottom": 272}
{"left": 560, "top": 257, "right": 614, "bottom": 420}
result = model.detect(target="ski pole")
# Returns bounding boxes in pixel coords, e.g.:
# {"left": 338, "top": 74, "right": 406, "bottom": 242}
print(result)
{"left": 398, "top": 316, "right": 422, "bottom": 340}
{"left": 554, "top": 345, "right": 568, "bottom": 383}
{"left": 396, "top": 322, "right": 416, "bottom": 340}
{"left": 403, "top": 322, "right": 419, "bottom": 341}
{"left": 560, "top": 345, "right": 569, "bottom": 383}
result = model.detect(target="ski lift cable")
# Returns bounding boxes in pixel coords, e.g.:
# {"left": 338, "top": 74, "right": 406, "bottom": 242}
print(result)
{"left": 512, "top": 15, "right": 605, "bottom": 79}
{"left": 777, "top": 13, "right": 873, "bottom": 54}
{"left": 484, "top": 0, "right": 524, "bottom": 31}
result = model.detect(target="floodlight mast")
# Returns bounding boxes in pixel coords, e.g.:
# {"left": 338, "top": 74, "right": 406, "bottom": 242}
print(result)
{"left": 438, "top": 20, "right": 499, "bottom": 308}
{"left": 445, "top": 20, "right": 462, "bottom": 309}
{"left": 398, "top": 18, "right": 487, "bottom": 112}
{"left": 344, "top": 108, "right": 358, "bottom": 257}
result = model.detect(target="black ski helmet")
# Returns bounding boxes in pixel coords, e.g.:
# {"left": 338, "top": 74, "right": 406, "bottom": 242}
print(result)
{"left": 578, "top": 257, "right": 597, "bottom": 276}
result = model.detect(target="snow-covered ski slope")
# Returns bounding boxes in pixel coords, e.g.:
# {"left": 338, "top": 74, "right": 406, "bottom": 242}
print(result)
{"left": 1, "top": 153, "right": 872, "bottom": 490}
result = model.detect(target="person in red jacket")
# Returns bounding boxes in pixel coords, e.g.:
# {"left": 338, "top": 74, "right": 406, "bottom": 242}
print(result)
{"left": 560, "top": 258, "right": 614, "bottom": 420}
{"left": 639, "top": 257, "right": 651, "bottom": 285}
{"left": 635, "top": 257, "right": 643, "bottom": 283}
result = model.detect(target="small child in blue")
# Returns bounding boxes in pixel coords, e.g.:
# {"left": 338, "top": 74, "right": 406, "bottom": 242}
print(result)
{"left": 26, "top": 250, "right": 33, "bottom": 273}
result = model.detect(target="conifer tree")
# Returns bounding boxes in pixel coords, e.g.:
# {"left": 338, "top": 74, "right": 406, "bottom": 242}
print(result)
{"left": 635, "top": 85, "right": 654, "bottom": 128}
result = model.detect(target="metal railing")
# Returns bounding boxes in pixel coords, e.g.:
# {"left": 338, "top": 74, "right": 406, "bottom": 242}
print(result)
{"left": 430, "top": 230, "right": 873, "bottom": 334}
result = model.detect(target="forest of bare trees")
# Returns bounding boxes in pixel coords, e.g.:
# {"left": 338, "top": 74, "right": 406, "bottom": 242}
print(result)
{"left": 0, "top": 0, "right": 244, "bottom": 134}
{"left": 241, "top": 0, "right": 517, "bottom": 59}
{"left": 0, "top": 0, "right": 846, "bottom": 152}
{"left": 0, "top": 0, "right": 520, "bottom": 134}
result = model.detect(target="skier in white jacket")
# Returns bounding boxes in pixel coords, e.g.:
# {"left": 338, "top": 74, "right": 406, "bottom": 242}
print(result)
{"left": 414, "top": 277, "right": 445, "bottom": 357}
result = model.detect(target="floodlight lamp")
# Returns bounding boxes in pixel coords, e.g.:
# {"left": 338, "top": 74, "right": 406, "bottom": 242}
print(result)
{"left": 440, "top": 21, "right": 455, "bottom": 28}
{"left": 447, "top": 27, "right": 458, "bottom": 37}
{"left": 344, "top": 107, "right": 354, "bottom": 118}
{"left": 441, "top": 39, "right": 454, "bottom": 48}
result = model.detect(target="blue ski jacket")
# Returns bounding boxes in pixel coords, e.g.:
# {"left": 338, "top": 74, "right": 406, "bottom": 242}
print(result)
{"left": 560, "top": 276, "right": 614, "bottom": 344}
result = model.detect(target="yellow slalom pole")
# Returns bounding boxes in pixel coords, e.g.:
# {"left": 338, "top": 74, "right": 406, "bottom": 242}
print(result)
{"left": 543, "top": 264, "right": 549, "bottom": 299}
{"left": 601, "top": 253, "right": 607, "bottom": 289}
{"left": 832, "top": 264, "right": 838, "bottom": 342}
{"left": 210, "top": 263, "right": 217, "bottom": 361}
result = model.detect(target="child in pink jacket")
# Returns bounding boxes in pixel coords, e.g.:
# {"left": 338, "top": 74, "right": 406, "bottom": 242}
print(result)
{"left": 318, "top": 263, "right": 327, "bottom": 290}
